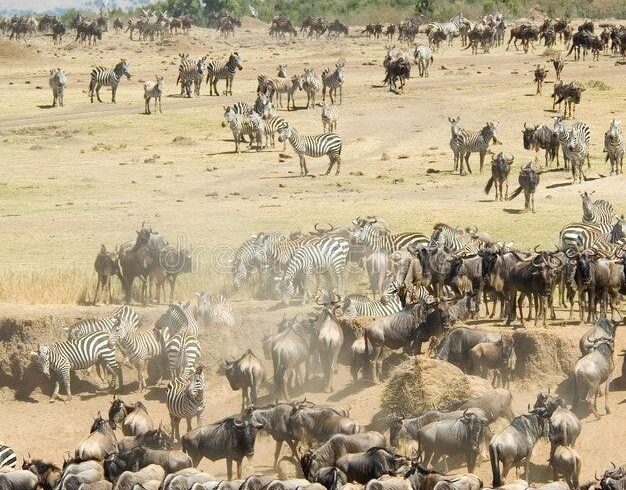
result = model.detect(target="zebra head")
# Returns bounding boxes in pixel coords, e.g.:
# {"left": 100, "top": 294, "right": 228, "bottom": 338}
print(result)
{"left": 448, "top": 116, "right": 461, "bottom": 135}
{"left": 552, "top": 115, "right": 567, "bottom": 136}
{"left": 115, "top": 59, "right": 131, "bottom": 80}
{"left": 229, "top": 52, "right": 243, "bottom": 71}
{"left": 277, "top": 125, "right": 294, "bottom": 143}
{"left": 607, "top": 119, "right": 622, "bottom": 144}
{"left": 221, "top": 106, "right": 236, "bottom": 127}
{"left": 50, "top": 68, "right": 66, "bottom": 86}
{"left": 186, "top": 366, "right": 205, "bottom": 399}
{"left": 196, "top": 56, "right": 207, "bottom": 75}
{"left": 30, "top": 344, "right": 51, "bottom": 377}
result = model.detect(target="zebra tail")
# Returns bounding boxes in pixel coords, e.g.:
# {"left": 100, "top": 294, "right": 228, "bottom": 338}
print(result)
{"left": 88, "top": 78, "right": 95, "bottom": 93}
{"left": 484, "top": 177, "right": 494, "bottom": 195}
{"left": 507, "top": 186, "right": 523, "bottom": 201}
{"left": 176, "top": 75, "right": 180, "bottom": 86}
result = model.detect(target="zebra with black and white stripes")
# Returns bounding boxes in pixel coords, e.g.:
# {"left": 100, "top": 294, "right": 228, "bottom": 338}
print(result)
{"left": 448, "top": 116, "right": 463, "bottom": 172}
{"left": 49, "top": 68, "right": 66, "bottom": 107}
{"left": 166, "top": 366, "right": 206, "bottom": 442}
{"left": 302, "top": 68, "right": 321, "bottom": 109}
{"left": 88, "top": 59, "right": 131, "bottom": 103}
{"left": 451, "top": 121, "right": 499, "bottom": 174}
{"left": 352, "top": 217, "right": 429, "bottom": 253}
{"left": 343, "top": 280, "right": 403, "bottom": 318}
{"left": 278, "top": 124, "right": 342, "bottom": 176}
{"left": 156, "top": 302, "right": 198, "bottom": 344}
{"left": 0, "top": 445, "right": 16, "bottom": 469}
{"left": 553, "top": 116, "right": 590, "bottom": 184}
{"left": 604, "top": 119, "right": 624, "bottom": 175}
{"left": 427, "top": 14, "right": 467, "bottom": 45}
{"left": 166, "top": 329, "right": 201, "bottom": 378}
{"left": 281, "top": 237, "right": 350, "bottom": 304}
{"left": 232, "top": 235, "right": 268, "bottom": 289}
{"left": 195, "top": 292, "right": 236, "bottom": 326}
{"left": 30, "top": 331, "right": 123, "bottom": 401}
{"left": 259, "top": 232, "right": 310, "bottom": 271}
{"left": 413, "top": 44, "right": 433, "bottom": 77}
{"left": 558, "top": 222, "right": 606, "bottom": 251}
{"left": 66, "top": 305, "right": 139, "bottom": 340}
{"left": 265, "top": 115, "right": 289, "bottom": 150}
{"left": 430, "top": 223, "right": 485, "bottom": 256}
{"left": 177, "top": 54, "right": 207, "bottom": 97}
{"left": 206, "top": 52, "right": 243, "bottom": 96}
{"left": 222, "top": 107, "right": 265, "bottom": 152}
{"left": 322, "top": 61, "right": 345, "bottom": 105}
{"left": 581, "top": 190, "right": 615, "bottom": 234}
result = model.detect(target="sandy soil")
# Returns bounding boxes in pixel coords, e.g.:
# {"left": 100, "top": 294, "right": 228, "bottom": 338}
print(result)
{"left": 0, "top": 17, "right": 625, "bottom": 486}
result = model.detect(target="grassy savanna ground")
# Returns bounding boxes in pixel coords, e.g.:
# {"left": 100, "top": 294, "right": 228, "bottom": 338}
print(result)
{"left": 0, "top": 18, "right": 626, "bottom": 303}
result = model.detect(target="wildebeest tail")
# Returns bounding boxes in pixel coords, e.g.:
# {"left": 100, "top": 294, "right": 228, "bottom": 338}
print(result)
{"left": 489, "top": 443, "right": 502, "bottom": 487}
{"left": 507, "top": 186, "right": 523, "bottom": 201}
{"left": 566, "top": 41, "right": 576, "bottom": 57}
{"left": 484, "top": 177, "right": 495, "bottom": 195}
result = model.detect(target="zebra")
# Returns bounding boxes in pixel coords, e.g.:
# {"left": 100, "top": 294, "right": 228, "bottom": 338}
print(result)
{"left": 0, "top": 445, "right": 16, "bottom": 469}
{"left": 342, "top": 280, "right": 403, "bottom": 318}
{"left": 278, "top": 124, "right": 342, "bottom": 176}
{"left": 155, "top": 302, "right": 198, "bottom": 344}
{"left": 351, "top": 216, "right": 429, "bottom": 253}
{"left": 448, "top": 116, "right": 463, "bottom": 172}
{"left": 302, "top": 68, "right": 322, "bottom": 109}
{"left": 144, "top": 75, "right": 164, "bottom": 115}
{"left": 277, "top": 64, "right": 288, "bottom": 78}
{"left": 206, "top": 52, "right": 243, "bottom": 96}
{"left": 322, "top": 61, "right": 345, "bottom": 105}
{"left": 269, "top": 75, "right": 304, "bottom": 110}
{"left": 49, "top": 68, "right": 66, "bottom": 107}
{"left": 265, "top": 115, "right": 289, "bottom": 150}
{"left": 452, "top": 121, "right": 499, "bottom": 174}
{"left": 558, "top": 222, "right": 606, "bottom": 251}
{"left": 258, "top": 232, "right": 315, "bottom": 273}
{"left": 427, "top": 14, "right": 467, "bottom": 45}
{"left": 581, "top": 190, "right": 615, "bottom": 234}
{"left": 281, "top": 237, "right": 350, "bottom": 304}
{"left": 553, "top": 116, "right": 590, "bottom": 184}
{"left": 166, "top": 329, "right": 201, "bottom": 378}
{"left": 430, "top": 223, "right": 485, "bottom": 256}
{"left": 66, "top": 305, "right": 139, "bottom": 340}
{"left": 232, "top": 235, "right": 268, "bottom": 289}
{"left": 604, "top": 119, "right": 624, "bottom": 175}
{"left": 194, "top": 292, "right": 236, "bottom": 327}
{"left": 88, "top": 59, "right": 131, "bottom": 103}
{"left": 166, "top": 366, "right": 206, "bottom": 442}
{"left": 222, "top": 107, "right": 265, "bottom": 152}
{"left": 321, "top": 102, "right": 339, "bottom": 132}
{"left": 177, "top": 54, "right": 207, "bottom": 97}
{"left": 111, "top": 319, "right": 164, "bottom": 392}
{"left": 30, "top": 331, "right": 123, "bottom": 402}
{"left": 413, "top": 44, "right": 433, "bottom": 77}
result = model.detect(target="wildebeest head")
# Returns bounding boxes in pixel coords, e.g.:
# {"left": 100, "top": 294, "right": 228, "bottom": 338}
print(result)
{"left": 388, "top": 414, "right": 405, "bottom": 447}
{"left": 522, "top": 123, "right": 538, "bottom": 150}
{"left": 229, "top": 417, "right": 262, "bottom": 458}
{"left": 565, "top": 248, "right": 595, "bottom": 285}
{"left": 460, "top": 410, "right": 482, "bottom": 451}
{"left": 89, "top": 411, "right": 110, "bottom": 433}
{"left": 142, "top": 421, "right": 174, "bottom": 450}
{"left": 108, "top": 396, "right": 131, "bottom": 430}
{"left": 478, "top": 248, "right": 498, "bottom": 278}
{"left": 300, "top": 451, "right": 320, "bottom": 480}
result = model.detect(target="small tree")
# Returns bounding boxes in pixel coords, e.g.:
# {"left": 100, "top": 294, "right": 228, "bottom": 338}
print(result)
{"left": 415, "top": 0, "right": 433, "bottom": 16}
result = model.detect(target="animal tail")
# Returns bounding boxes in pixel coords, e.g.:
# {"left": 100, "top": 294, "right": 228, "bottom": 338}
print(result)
{"left": 484, "top": 177, "right": 494, "bottom": 195}
{"left": 507, "top": 186, "right": 523, "bottom": 201}
{"left": 566, "top": 42, "right": 575, "bottom": 57}
{"left": 573, "top": 450, "right": 581, "bottom": 488}
{"left": 176, "top": 74, "right": 180, "bottom": 86}
{"left": 489, "top": 443, "right": 502, "bottom": 488}
{"left": 88, "top": 77, "right": 95, "bottom": 94}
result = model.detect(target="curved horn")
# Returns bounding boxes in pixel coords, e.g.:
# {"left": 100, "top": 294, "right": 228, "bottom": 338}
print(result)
{"left": 533, "top": 245, "right": 541, "bottom": 253}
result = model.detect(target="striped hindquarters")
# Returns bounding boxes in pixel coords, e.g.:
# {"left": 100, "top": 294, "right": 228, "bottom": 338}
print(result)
{"left": 454, "top": 128, "right": 489, "bottom": 154}
{"left": 166, "top": 370, "right": 206, "bottom": 419}
{"left": 68, "top": 305, "right": 138, "bottom": 340}
{"left": 559, "top": 222, "right": 605, "bottom": 250}
{"left": 166, "top": 330, "right": 201, "bottom": 377}
{"left": 52, "top": 331, "right": 119, "bottom": 372}
{"left": 0, "top": 445, "right": 16, "bottom": 469}
{"left": 295, "top": 132, "right": 342, "bottom": 158}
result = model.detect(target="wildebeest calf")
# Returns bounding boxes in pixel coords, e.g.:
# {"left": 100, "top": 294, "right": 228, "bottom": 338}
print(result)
{"left": 484, "top": 152, "right": 514, "bottom": 201}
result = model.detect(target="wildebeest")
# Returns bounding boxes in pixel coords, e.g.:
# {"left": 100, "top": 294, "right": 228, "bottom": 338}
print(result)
{"left": 117, "top": 423, "right": 174, "bottom": 453}
{"left": 484, "top": 153, "right": 514, "bottom": 201}
{"left": 335, "top": 447, "right": 406, "bottom": 484}
{"left": 113, "top": 465, "right": 164, "bottom": 490}
{"left": 365, "top": 476, "right": 412, "bottom": 490}
{"left": 108, "top": 398, "right": 154, "bottom": 436}
{"left": 21, "top": 457, "right": 62, "bottom": 490}
{"left": 564, "top": 249, "right": 610, "bottom": 323}
{"left": 533, "top": 391, "right": 581, "bottom": 456}
{"left": 522, "top": 123, "right": 560, "bottom": 167}
{"left": 573, "top": 338, "right": 615, "bottom": 419}
{"left": 533, "top": 65, "right": 548, "bottom": 94}
{"left": 469, "top": 338, "right": 516, "bottom": 388}
{"left": 315, "top": 293, "right": 345, "bottom": 392}
{"left": 181, "top": 417, "right": 262, "bottom": 480}
{"left": 75, "top": 414, "right": 118, "bottom": 462}
{"left": 383, "top": 56, "right": 411, "bottom": 93}
{"left": 121, "top": 447, "right": 191, "bottom": 474}
{"left": 300, "top": 432, "right": 386, "bottom": 481}
{"left": 0, "top": 470, "right": 40, "bottom": 490}
{"left": 489, "top": 409, "right": 549, "bottom": 486}
{"left": 580, "top": 317, "right": 616, "bottom": 355}
{"left": 94, "top": 245, "right": 120, "bottom": 304}
{"left": 550, "top": 445, "right": 581, "bottom": 489}
{"left": 416, "top": 410, "right": 484, "bottom": 472}
{"left": 118, "top": 226, "right": 153, "bottom": 304}
{"left": 508, "top": 162, "right": 540, "bottom": 213}
{"left": 436, "top": 327, "right": 501, "bottom": 372}
{"left": 289, "top": 402, "right": 359, "bottom": 445}
{"left": 162, "top": 470, "right": 213, "bottom": 490}
{"left": 456, "top": 388, "right": 515, "bottom": 423}
{"left": 220, "top": 350, "right": 265, "bottom": 412}
{"left": 56, "top": 460, "right": 104, "bottom": 490}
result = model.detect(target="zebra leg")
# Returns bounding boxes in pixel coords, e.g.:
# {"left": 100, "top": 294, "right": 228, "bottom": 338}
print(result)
{"left": 50, "top": 379, "right": 61, "bottom": 402}
{"left": 479, "top": 151, "right": 486, "bottom": 172}
{"left": 111, "top": 86, "right": 116, "bottom": 104}
{"left": 299, "top": 154, "right": 308, "bottom": 176}
{"left": 62, "top": 371, "right": 72, "bottom": 401}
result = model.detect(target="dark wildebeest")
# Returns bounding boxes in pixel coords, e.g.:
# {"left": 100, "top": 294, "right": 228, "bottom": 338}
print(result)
{"left": 122, "top": 446, "right": 192, "bottom": 474}
{"left": 245, "top": 403, "right": 299, "bottom": 469}
{"left": 579, "top": 316, "right": 616, "bottom": 355}
{"left": 485, "top": 152, "right": 514, "bottom": 201}
{"left": 435, "top": 327, "right": 501, "bottom": 372}
{"left": 108, "top": 398, "right": 154, "bottom": 436}
{"left": 365, "top": 297, "right": 451, "bottom": 382}
{"left": 573, "top": 338, "right": 615, "bottom": 419}
{"left": 469, "top": 339, "right": 516, "bottom": 388}
{"left": 533, "top": 391, "right": 581, "bottom": 459}
{"left": 21, "top": 458, "right": 62, "bottom": 490}
{"left": 522, "top": 124, "right": 560, "bottom": 167}
{"left": 181, "top": 417, "right": 263, "bottom": 480}
{"left": 118, "top": 225, "right": 153, "bottom": 304}
{"left": 507, "top": 25, "right": 539, "bottom": 52}
{"left": 335, "top": 447, "right": 406, "bottom": 484}
{"left": 75, "top": 413, "right": 118, "bottom": 462}
{"left": 564, "top": 249, "right": 610, "bottom": 323}
{"left": 383, "top": 56, "right": 411, "bottom": 93}
{"left": 315, "top": 293, "right": 344, "bottom": 392}
{"left": 94, "top": 245, "right": 120, "bottom": 305}
{"left": 0, "top": 471, "right": 40, "bottom": 490}
{"left": 479, "top": 248, "right": 527, "bottom": 320}
{"left": 489, "top": 408, "right": 549, "bottom": 486}
{"left": 300, "top": 432, "right": 386, "bottom": 481}
{"left": 220, "top": 350, "right": 266, "bottom": 412}
{"left": 508, "top": 162, "right": 540, "bottom": 213}
{"left": 289, "top": 402, "right": 359, "bottom": 445}
{"left": 506, "top": 248, "right": 561, "bottom": 327}
{"left": 117, "top": 423, "right": 174, "bottom": 453}
{"left": 417, "top": 410, "right": 484, "bottom": 473}
{"left": 263, "top": 320, "right": 311, "bottom": 400}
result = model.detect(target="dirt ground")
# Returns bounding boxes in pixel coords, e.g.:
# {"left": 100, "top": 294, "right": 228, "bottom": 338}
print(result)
{"left": 0, "top": 16, "right": 625, "bottom": 486}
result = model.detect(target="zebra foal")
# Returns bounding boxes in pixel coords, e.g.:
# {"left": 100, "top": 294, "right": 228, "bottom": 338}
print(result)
{"left": 144, "top": 75, "right": 164, "bottom": 114}
{"left": 604, "top": 119, "right": 624, "bottom": 175}
{"left": 89, "top": 59, "right": 131, "bottom": 103}
{"left": 278, "top": 124, "right": 342, "bottom": 176}
{"left": 49, "top": 68, "right": 66, "bottom": 107}
{"left": 321, "top": 102, "right": 339, "bottom": 132}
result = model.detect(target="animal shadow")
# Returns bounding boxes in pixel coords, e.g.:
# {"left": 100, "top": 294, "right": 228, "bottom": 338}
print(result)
{"left": 37, "top": 104, "right": 56, "bottom": 109}
{"left": 503, "top": 208, "right": 525, "bottom": 214}
{"left": 546, "top": 181, "right": 572, "bottom": 189}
